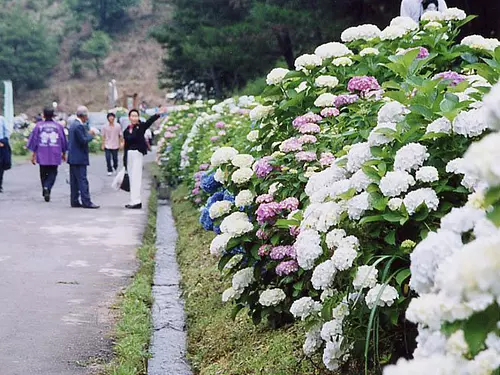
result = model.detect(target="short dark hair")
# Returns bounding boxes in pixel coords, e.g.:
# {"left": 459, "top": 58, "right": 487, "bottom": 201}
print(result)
{"left": 107, "top": 112, "right": 116, "bottom": 120}
{"left": 423, "top": 0, "right": 439, "bottom": 9}
{"left": 43, "top": 107, "right": 55, "bottom": 120}
{"left": 128, "top": 109, "right": 140, "bottom": 117}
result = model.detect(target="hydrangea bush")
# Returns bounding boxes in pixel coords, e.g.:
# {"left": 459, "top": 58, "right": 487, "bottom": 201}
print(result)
{"left": 160, "top": 9, "right": 500, "bottom": 374}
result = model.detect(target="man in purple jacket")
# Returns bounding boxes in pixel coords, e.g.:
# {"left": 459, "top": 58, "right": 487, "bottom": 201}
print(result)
{"left": 27, "top": 107, "right": 68, "bottom": 202}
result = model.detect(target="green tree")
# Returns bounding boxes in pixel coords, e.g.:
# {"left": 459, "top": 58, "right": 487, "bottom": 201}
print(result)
{"left": 66, "top": 0, "right": 139, "bottom": 30}
{"left": 81, "top": 31, "right": 112, "bottom": 76}
{"left": 0, "top": 7, "right": 57, "bottom": 92}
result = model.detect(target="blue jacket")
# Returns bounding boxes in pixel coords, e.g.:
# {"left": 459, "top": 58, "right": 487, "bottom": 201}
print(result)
{"left": 68, "top": 119, "right": 93, "bottom": 166}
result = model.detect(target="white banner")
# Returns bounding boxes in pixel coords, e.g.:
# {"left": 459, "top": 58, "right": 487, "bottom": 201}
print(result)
{"left": 3, "top": 81, "right": 14, "bottom": 134}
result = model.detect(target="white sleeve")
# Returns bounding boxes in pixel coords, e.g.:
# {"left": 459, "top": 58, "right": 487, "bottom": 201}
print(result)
{"left": 401, "top": 0, "right": 421, "bottom": 22}
{"left": 438, "top": 0, "right": 448, "bottom": 11}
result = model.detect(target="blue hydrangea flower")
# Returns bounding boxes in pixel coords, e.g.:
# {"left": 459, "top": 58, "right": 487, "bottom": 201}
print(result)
{"left": 199, "top": 208, "right": 214, "bottom": 231}
{"left": 223, "top": 190, "right": 235, "bottom": 203}
{"left": 200, "top": 172, "right": 222, "bottom": 194}
{"left": 213, "top": 225, "right": 221, "bottom": 235}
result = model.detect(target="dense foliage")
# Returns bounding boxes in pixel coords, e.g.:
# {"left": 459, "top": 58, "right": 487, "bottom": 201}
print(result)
{"left": 158, "top": 9, "right": 500, "bottom": 374}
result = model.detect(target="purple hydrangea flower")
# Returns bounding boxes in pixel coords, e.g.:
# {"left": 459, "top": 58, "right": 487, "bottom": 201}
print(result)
{"left": 280, "top": 138, "right": 303, "bottom": 153}
{"left": 256, "top": 202, "right": 282, "bottom": 225}
{"left": 253, "top": 156, "right": 274, "bottom": 178}
{"left": 280, "top": 197, "right": 299, "bottom": 211}
{"left": 210, "top": 136, "right": 220, "bottom": 142}
{"left": 348, "top": 76, "right": 381, "bottom": 93}
{"left": 298, "top": 135, "right": 317, "bottom": 144}
{"left": 320, "top": 107, "right": 340, "bottom": 117}
{"left": 434, "top": 71, "right": 466, "bottom": 86}
{"left": 334, "top": 94, "right": 359, "bottom": 107}
{"left": 270, "top": 245, "right": 295, "bottom": 260}
{"left": 256, "top": 228, "right": 270, "bottom": 240}
{"left": 258, "top": 244, "right": 272, "bottom": 257}
{"left": 276, "top": 260, "right": 299, "bottom": 276}
{"left": 215, "top": 121, "right": 226, "bottom": 129}
{"left": 199, "top": 163, "right": 210, "bottom": 171}
{"left": 289, "top": 226, "right": 300, "bottom": 237}
{"left": 320, "top": 152, "right": 335, "bottom": 166}
{"left": 295, "top": 151, "right": 317, "bottom": 162}
{"left": 298, "top": 123, "right": 321, "bottom": 134}
{"left": 292, "top": 112, "right": 323, "bottom": 128}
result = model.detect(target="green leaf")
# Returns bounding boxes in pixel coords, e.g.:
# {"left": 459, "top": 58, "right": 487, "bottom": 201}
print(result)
{"left": 270, "top": 234, "right": 281, "bottom": 246}
{"left": 486, "top": 204, "right": 500, "bottom": 227}
{"left": 218, "top": 253, "right": 235, "bottom": 271}
{"left": 384, "top": 231, "right": 396, "bottom": 245}
{"left": 382, "top": 211, "right": 405, "bottom": 223}
{"left": 395, "top": 269, "right": 410, "bottom": 286}
{"left": 359, "top": 215, "right": 384, "bottom": 225}
{"left": 231, "top": 304, "right": 244, "bottom": 320}
{"left": 362, "top": 166, "right": 382, "bottom": 182}
{"left": 463, "top": 305, "right": 499, "bottom": 355}
{"left": 484, "top": 186, "right": 500, "bottom": 206}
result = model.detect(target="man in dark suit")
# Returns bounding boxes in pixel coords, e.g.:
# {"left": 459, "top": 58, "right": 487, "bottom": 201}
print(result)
{"left": 68, "top": 106, "right": 99, "bottom": 209}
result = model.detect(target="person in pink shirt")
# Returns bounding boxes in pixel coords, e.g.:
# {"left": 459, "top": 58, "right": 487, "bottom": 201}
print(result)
{"left": 101, "top": 112, "right": 123, "bottom": 176}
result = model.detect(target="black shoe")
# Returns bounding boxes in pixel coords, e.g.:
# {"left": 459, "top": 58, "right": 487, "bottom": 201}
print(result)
{"left": 125, "top": 203, "right": 142, "bottom": 209}
{"left": 43, "top": 187, "right": 50, "bottom": 202}
{"left": 71, "top": 203, "right": 83, "bottom": 208}
{"left": 83, "top": 203, "right": 100, "bottom": 209}
{"left": 0, "top": 187, "right": 3, "bottom": 193}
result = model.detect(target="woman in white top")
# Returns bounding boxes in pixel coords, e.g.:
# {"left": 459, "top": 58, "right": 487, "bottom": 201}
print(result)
{"left": 400, "top": 0, "right": 448, "bottom": 22}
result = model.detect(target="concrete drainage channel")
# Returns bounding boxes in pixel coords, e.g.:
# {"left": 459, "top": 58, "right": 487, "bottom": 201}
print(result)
{"left": 148, "top": 197, "right": 192, "bottom": 375}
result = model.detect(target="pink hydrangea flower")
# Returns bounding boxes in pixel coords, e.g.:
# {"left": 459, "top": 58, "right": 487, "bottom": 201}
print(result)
{"left": 298, "top": 135, "right": 317, "bottom": 144}
{"left": 276, "top": 260, "right": 299, "bottom": 276}
{"left": 256, "top": 194, "right": 274, "bottom": 204}
{"left": 293, "top": 112, "right": 322, "bottom": 128}
{"left": 164, "top": 131, "right": 176, "bottom": 139}
{"left": 199, "top": 163, "right": 210, "bottom": 171}
{"left": 270, "top": 245, "right": 296, "bottom": 260}
{"left": 289, "top": 226, "right": 300, "bottom": 237}
{"left": 253, "top": 156, "right": 274, "bottom": 178}
{"left": 192, "top": 187, "right": 200, "bottom": 195}
{"left": 321, "top": 107, "right": 340, "bottom": 117}
{"left": 280, "top": 138, "right": 303, "bottom": 152}
{"left": 298, "top": 123, "right": 321, "bottom": 134}
{"left": 434, "top": 71, "right": 466, "bottom": 86}
{"left": 256, "top": 228, "right": 270, "bottom": 240}
{"left": 256, "top": 202, "right": 282, "bottom": 225}
{"left": 194, "top": 197, "right": 202, "bottom": 204}
{"left": 280, "top": 197, "right": 299, "bottom": 211}
{"left": 348, "top": 76, "right": 381, "bottom": 93}
{"left": 210, "top": 136, "right": 220, "bottom": 142}
{"left": 258, "top": 244, "right": 272, "bottom": 257}
{"left": 334, "top": 94, "right": 359, "bottom": 107}
{"left": 320, "top": 152, "right": 335, "bottom": 166}
{"left": 295, "top": 151, "right": 317, "bottom": 162}
{"left": 215, "top": 121, "right": 226, "bottom": 129}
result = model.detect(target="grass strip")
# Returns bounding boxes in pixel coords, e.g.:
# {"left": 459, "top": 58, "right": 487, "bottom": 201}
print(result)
{"left": 106, "top": 188, "right": 158, "bottom": 375}
{"left": 171, "top": 184, "right": 328, "bottom": 375}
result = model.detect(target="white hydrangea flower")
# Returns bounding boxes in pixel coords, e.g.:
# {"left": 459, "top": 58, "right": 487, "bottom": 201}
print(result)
{"left": 462, "top": 132, "right": 500, "bottom": 186}
{"left": 231, "top": 168, "right": 254, "bottom": 184}
{"left": 347, "top": 192, "right": 372, "bottom": 220}
{"left": 378, "top": 102, "right": 409, "bottom": 123}
{"left": 295, "top": 53, "right": 322, "bottom": 71}
{"left": 249, "top": 105, "right": 274, "bottom": 121}
{"left": 259, "top": 288, "right": 286, "bottom": 306}
{"left": 426, "top": 117, "right": 452, "bottom": 135}
{"left": 443, "top": 8, "right": 467, "bottom": 21}
{"left": 320, "top": 287, "right": 335, "bottom": 302}
{"left": 322, "top": 338, "right": 347, "bottom": 371}
{"left": 222, "top": 286, "right": 241, "bottom": 302}
{"left": 403, "top": 188, "right": 439, "bottom": 215}
{"left": 312, "top": 260, "right": 337, "bottom": 290}
{"left": 331, "top": 245, "right": 357, "bottom": 271}
{"left": 246, "top": 130, "right": 259, "bottom": 142}
{"left": 441, "top": 206, "right": 485, "bottom": 234}
{"left": 452, "top": 109, "right": 490, "bottom": 137}
{"left": 446, "top": 330, "right": 469, "bottom": 357}
{"left": 416, "top": 166, "right": 439, "bottom": 183}
{"left": 409, "top": 229, "right": 463, "bottom": 294}
{"left": 303, "top": 326, "right": 322, "bottom": 356}
{"left": 413, "top": 328, "right": 447, "bottom": 359}
{"left": 295, "top": 229, "right": 323, "bottom": 270}
{"left": 394, "top": 143, "right": 429, "bottom": 172}
{"left": 380, "top": 25, "right": 408, "bottom": 41}
{"left": 314, "top": 42, "right": 353, "bottom": 59}
{"left": 346, "top": 142, "right": 372, "bottom": 173}
{"left": 467, "top": 349, "right": 500, "bottom": 375}
{"left": 290, "top": 297, "right": 322, "bottom": 320}
{"left": 315, "top": 75, "right": 339, "bottom": 88}
{"left": 209, "top": 201, "right": 232, "bottom": 219}
{"left": 380, "top": 171, "right": 416, "bottom": 197}
{"left": 332, "top": 57, "right": 354, "bottom": 67}
{"left": 305, "top": 164, "right": 347, "bottom": 198}
{"left": 266, "top": 68, "right": 289, "bottom": 85}
{"left": 268, "top": 182, "right": 282, "bottom": 196}
{"left": 321, "top": 319, "right": 344, "bottom": 342}
{"left": 446, "top": 157, "right": 483, "bottom": 191}
{"left": 390, "top": 16, "right": 419, "bottom": 31}
{"left": 315, "top": 201, "right": 346, "bottom": 232}
{"left": 326, "top": 229, "right": 346, "bottom": 249}
{"left": 353, "top": 265, "right": 378, "bottom": 290}
{"left": 421, "top": 11, "right": 444, "bottom": 22}
{"left": 349, "top": 169, "right": 373, "bottom": 192}
{"left": 220, "top": 212, "right": 253, "bottom": 237}
{"left": 211, "top": 146, "right": 239, "bottom": 167}
{"left": 388, "top": 197, "right": 403, "bottom": 211}
{"left": 210, "top": 233, "right": 232, "bottom": 256}
{"left": 314, "top": 93, "right": 337, "bottom": 107}
{"left": 231, "top": 154, "right": 254, "bottom": 168}
{"left": 365, "top": 284, "right": 399, "bottom": 309}
{"left": 232, "top": 267, "right": 255, "bottom": 292}
{"left": 482, "top": 81, "right": 500, "bottom": 130}
{"left": 360, "top": 47, "right": 379, "bottom": 56}
{"left": 461, "top": 35, "right": 500, "bottom": 52}
{"left": 341, "top": 24, "right": 381, "bottom": 42}
{"left": 296, "top": 81, "right": 308, "bottom": 93}
{"left": 235, "top": 190, "right": 254, "bottom": 207}
{"left": 368, "top": 122, "right": 397, "bottom": 146}
{"left": 383, "top": 355, "right": 464, "bottom": 375}
{"left": 424, "top": 21, "right": 443, "bottom": 30}
{"left": 214, "top": 167, "right": 226, "bottom": 183}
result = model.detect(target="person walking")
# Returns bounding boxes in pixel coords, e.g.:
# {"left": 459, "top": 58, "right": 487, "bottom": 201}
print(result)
{"left": 123, "top": 108, "right": 166, "bottom": 209}
{"left": 400, "top": 0, "right": 447, "bottom": 22}
{"left": 27, "top": 107, "right": 68, "bottom": 202}
{"left": 101, "top": 112, "right": 123, "bottom": 176}
{"left": 68, "top": 106, "right": 99, "bottom": 209}
{"left": 0, "top": 116, "right": 12, "bottom": 193}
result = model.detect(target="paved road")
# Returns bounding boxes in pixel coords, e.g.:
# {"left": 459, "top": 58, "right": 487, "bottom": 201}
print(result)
{"left": 0, "top": 154, "right": 152, "bottom": 375}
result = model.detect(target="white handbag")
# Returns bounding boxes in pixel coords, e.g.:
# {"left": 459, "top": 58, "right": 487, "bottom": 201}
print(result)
{"left": 111, "top": 167, "right": 126, "bottom": 191}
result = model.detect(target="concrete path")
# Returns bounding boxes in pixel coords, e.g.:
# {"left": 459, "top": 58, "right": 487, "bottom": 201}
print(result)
{"left": 0, "top": 154, "right": 152, "bottom": 375}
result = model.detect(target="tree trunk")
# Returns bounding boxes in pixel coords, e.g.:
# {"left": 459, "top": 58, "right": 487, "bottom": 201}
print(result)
{"left": 271, "top": 25, "right": 295, "bottom": 70}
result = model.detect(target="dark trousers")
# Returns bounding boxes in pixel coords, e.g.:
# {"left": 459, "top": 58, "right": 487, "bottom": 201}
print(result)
{"left": 105, "top": 148, "right": 119, "bottom": 172}
{"left": 39, "top": 165, "right": 58, "bottom": 192}
{"left": 0, "top": 167, "right": 4, "bottom": 189}
{"left": 69, "top": 165, "right": 92, "bottom": 206}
